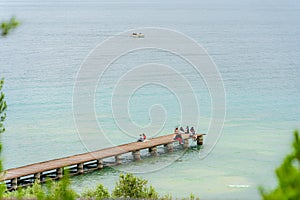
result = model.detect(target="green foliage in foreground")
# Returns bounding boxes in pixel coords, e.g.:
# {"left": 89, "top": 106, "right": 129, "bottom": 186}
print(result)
{"left": 0, "top": 79, "right": 6, "bottom": 135}
{"left": 4, "top": 173, "right": 199, "bottom": 200}
{"left": 81, "top": 184, "right": 110, "bottom": 200}
{"left": 112, "top": 173, "right": 158, "bottom": 199}
{"left": 0, "top": 78, "right": 7, "bottom": 199}
{"left": 81, "top": 173, "right": 198, "bottom": 199}
{"left": 1, "top": 17, "right": 19, "bottom": 36}
{"left": 260, "top": 130, "right": 300, "bottom": 200}
{"left": 1, "top": 16, "right": 19, "bottom": 197}
{"left": 1, "top": 173, "right": 78, "bottom": 200}
{"left": 3, "top": 172, "right": 77, "bottom": 200}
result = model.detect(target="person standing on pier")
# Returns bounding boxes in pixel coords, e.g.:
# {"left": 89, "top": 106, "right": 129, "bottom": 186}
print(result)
{"left": 179, "top": 127, "right": 185, "bottom": 134}
{"left": 185, "top": 126, "right": 190, "bottom": 134}
{"left": 190, "top": 127, "right": 197, "bottom": 140}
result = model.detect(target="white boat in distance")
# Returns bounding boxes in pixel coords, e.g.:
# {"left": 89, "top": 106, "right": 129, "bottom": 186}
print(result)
{"left": 130, "top": 32, "right": 144, "bottom": 38}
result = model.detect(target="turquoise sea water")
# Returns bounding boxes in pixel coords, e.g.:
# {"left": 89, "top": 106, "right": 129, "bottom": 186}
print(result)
{"left": 1, "top": 0, "right": 300, "bottom": 199}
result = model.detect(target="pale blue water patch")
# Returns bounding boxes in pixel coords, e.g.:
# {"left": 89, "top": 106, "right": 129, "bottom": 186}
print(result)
{"left": 93, "top": 49, "right": 212, "bottom": 147}
{"left": 0, "top": 0, "right": 300, "bottom": 199}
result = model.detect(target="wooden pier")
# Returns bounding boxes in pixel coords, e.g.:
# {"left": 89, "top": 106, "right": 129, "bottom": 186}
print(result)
{"left": 1, "top": 133, "right": 205, "bottom": 190}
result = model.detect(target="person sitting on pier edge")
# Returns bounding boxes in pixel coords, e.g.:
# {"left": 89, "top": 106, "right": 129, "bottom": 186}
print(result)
{"left": 185, "top": 126, "right": 190, "bottom": 134}
{"left": 173, "top": 127, "right": 183, "bottom": 144}
{"left": 137, "top": 134, "right": 144, "bottom": 142}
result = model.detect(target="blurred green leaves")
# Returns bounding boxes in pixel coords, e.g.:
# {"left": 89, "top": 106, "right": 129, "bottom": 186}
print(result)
{"left": 0, "top": 79, "right": 6, "bottom": 135}
{"left": 3, "top": 173, "right": 77, "bottom": 200}
{"left": 81, "top": 184, "right": 110, "bottom": 200}
{"left": 112, "top": 173, "right": 158, "bottom": 199}
{"left": 260, "top": 130, "right": 300, "bottom": 200}
{"left": 1, "top": 16, "right": 19, "bottom": 36}
{"left": 0, "top": 15, "right": 18, "bottom": 198}
{"left": 0, "top": 79, "right": 7, "bottom": 200}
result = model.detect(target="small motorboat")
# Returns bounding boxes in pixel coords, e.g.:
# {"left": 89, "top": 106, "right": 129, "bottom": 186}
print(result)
{"left": 130, "top": 32, "right": 144, "bottom": 38}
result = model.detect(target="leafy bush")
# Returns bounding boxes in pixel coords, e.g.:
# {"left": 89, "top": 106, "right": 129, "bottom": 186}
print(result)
{"left": 3, "top": 173, "right": 77, "bottom": 200}
{"left": 81, "top": 184, "right": 110, "bottom": 200}
{"left": 3, "top": 181, "right": 43, "bottom": 199}
{"left": 47, "top": 172, "right": 78, "bottom": 200}
{"left": 112, "top": 173, "right": 158, "bottom": 199}
{"left": 259, "top": 130, "right": 300, "bottom": 200}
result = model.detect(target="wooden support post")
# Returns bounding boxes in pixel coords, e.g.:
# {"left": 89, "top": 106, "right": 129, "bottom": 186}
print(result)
{"left": 115, "top": 155, "right": 122, "bottom": 165}
{"left": 56, "top": 168, "right": 63, "bottom": 179}
{"left": 132, "top": 150, "right": 141, "bottom": 161}
{"left": 77, "top": 163, "right": 84, "bottom": 174}
{"left": 165, "top": 143, "right": 174, "bottom": 152}
{"left": 97, "top": 159, "right": 103, "bottom": 169}
{"left": 183, "top": 139, "right": 189, "bottom": 149}
{"left": 11, "top": 178, "right": 18, "bottom": 190}
{"left": 197, "top": 135, "right": 203, "bottom": 145}
{"left": 34, "top": 172, "right": 41, "bottom": 183}
{"left": 149, "top": 146, "right": 158, "bottom": 156}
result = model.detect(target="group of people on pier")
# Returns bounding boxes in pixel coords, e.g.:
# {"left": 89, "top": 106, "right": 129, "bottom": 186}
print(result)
{"left": 173, "top": 126, "right": 197, "bottom": 144}
{"left": 136, "top": 126, "right": 197, "bottom": 144}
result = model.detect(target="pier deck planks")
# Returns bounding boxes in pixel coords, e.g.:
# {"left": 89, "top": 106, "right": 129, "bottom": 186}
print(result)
{"left": 2, "top": 133, "right": 201, "bottom": 181}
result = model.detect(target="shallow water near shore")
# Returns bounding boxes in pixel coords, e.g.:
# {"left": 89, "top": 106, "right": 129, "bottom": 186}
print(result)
{"left": 1, "top": 0, "right": 300, "bottom": 199}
